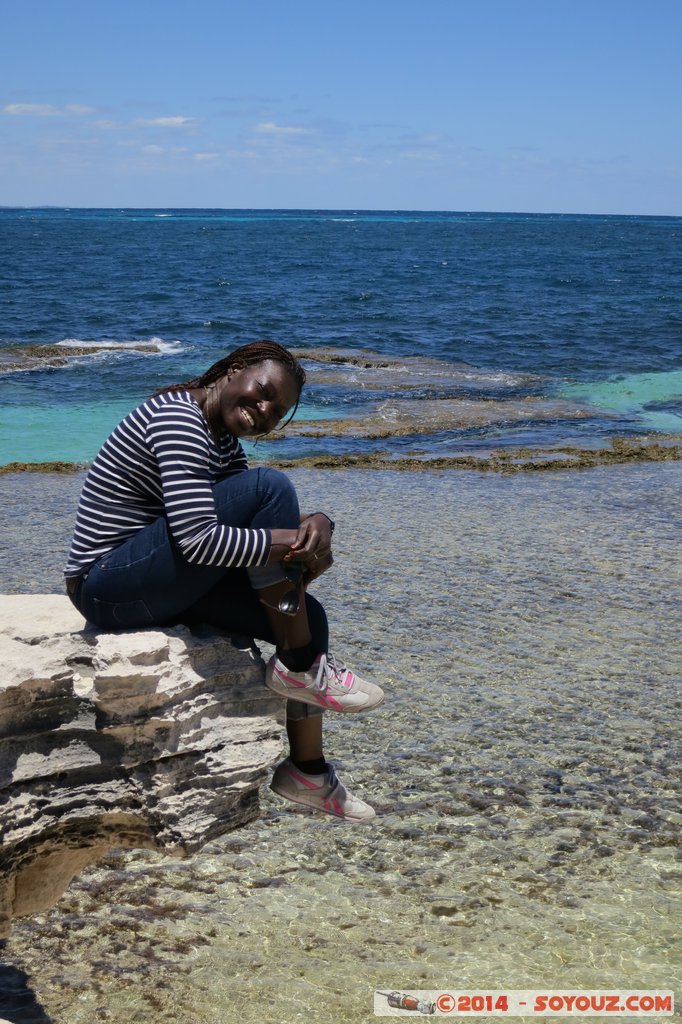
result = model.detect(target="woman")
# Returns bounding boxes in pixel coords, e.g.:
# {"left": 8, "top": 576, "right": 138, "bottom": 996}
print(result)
{"left": 65, "top": 340, "right": 383, "bottom": 823}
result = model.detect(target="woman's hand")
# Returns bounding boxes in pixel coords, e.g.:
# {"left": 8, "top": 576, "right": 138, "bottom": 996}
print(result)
{"left": 267, "top": 528, "right": 301, "bottom": 564}
{"left": 267, "top": 514, "right": 334, "bottom": 580}
{"left": 283, "top": 513, "right": 334, "bottom": 581}
{"left": 298, "top": 512, "right": 334, "bottom": 549}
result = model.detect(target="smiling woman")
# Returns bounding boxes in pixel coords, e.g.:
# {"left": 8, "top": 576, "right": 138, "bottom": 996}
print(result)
{"left": 160, "top": 342, "right": 304, "bottom": 437}
{"left": 63, "top": 340, "right": 384, "bottom": 823}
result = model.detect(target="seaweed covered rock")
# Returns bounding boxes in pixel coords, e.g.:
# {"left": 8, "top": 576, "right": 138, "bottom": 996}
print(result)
{"left": 0, "top": 595, "right": 284, "bottom": 939}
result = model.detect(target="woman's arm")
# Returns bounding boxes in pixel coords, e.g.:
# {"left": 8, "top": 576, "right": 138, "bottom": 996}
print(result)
{"left": 147, "top": 401, "right": 272, "bottom": 568}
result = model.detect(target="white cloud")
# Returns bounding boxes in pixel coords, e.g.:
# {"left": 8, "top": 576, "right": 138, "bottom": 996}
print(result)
{"left": 194, "top": 152, "right": 218, "bottom": 161}
{"left": 4, "top": 103, "right": 59, "bottom": 116}
{"left": 254, "top": 121, "right": 312, "bottom": 136}
{"left": 3, "top": 102, "right": 95, "bottom": 117}
{"left": 136, "top": 116, "right": 197, "bottom": 127}
{"left": 141, "top": 144, "right": 164, "bottom": 154}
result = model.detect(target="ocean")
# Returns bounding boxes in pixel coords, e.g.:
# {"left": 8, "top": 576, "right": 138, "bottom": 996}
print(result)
{"left": 1, "top": 208, "right": 681, "bottom": 466}
{"left": 1, "top": 210, "right": 680, "bottom": 1024}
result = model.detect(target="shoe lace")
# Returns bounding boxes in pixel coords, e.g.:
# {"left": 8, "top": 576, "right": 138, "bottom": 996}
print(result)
{"left": 324, "top": 764, "right": 345, "bottom": 801}
{"left": 315, "top": 653, "right": 351, "bottom": 694}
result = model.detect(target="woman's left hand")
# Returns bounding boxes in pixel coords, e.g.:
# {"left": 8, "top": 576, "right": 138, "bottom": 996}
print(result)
{"left": 284, "top": 513, "right": 334, "bottom": 573}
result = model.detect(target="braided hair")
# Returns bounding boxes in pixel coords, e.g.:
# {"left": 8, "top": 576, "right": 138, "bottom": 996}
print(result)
{"left": 155, "top": 340, "right": 306, "bottom": 427}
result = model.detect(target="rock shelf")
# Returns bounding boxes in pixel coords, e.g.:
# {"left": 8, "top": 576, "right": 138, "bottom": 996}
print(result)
{"left": 0, "top": 595, "right": 284, "bottom": 938}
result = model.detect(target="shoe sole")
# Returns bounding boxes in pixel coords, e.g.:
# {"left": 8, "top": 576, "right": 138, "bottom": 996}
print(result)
{"left": 265, "top": 675, "right": 385, "bottom": 713}
{"left": 270, "top": 780, "right": 376, "bottom": 823}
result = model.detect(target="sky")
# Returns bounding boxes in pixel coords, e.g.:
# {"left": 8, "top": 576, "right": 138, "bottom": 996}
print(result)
{"left": 1, "top": 0, "right": 680, "bottom": 214}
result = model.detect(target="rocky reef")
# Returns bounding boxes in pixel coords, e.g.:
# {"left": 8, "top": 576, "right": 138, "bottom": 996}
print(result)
{"left": 0, "top": 341, "right": 161, "bottom": 372}
{"left": 0, "top": 595, "right": 284, "bottom": 939}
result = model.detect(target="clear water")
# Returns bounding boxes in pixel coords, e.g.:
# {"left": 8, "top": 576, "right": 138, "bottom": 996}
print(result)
{"left": 1, "top": 465, "right": 680, "bottom": 1023}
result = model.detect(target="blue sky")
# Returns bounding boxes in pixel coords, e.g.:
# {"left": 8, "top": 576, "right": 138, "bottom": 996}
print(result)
{"left": 1, "top": 0, "right": 680, "bottom": 213}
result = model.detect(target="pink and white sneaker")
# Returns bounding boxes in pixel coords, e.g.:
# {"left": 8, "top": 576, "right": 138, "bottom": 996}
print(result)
{"left": 270, "top": 758, "right": 376, "bottom": 823}
{"left": 265, "top": 652, "right": 384, "bottom": 713}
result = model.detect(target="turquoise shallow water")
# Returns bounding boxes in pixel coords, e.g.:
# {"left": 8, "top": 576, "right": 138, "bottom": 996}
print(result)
{"left": 1, "top": 464, "right": 680, "bottom": 1023}
{"left": 2, "top": 400, "right": 140, "bottom": 463}
{"left": 3, "top": 354, "right": 681, "bottom": 467}
{"left": 558, "top": 370, "right": 682, "bottom": 433}
{"left": 1, "top": 209, "right": 681, "bottom": 464}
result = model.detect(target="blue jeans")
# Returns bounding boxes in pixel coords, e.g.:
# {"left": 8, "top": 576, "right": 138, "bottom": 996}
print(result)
{"left": 67, "top": 467, "right": 327, "bottom": 720}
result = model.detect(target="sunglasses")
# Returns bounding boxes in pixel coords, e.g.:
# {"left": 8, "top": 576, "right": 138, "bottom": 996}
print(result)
{"left": 278, "top": 563, "right": 303, "bottom": 616}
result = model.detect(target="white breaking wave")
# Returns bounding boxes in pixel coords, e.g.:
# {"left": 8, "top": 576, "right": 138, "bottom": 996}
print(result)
{"left": 56, "top": 336, "right": 184, "bottom": 355}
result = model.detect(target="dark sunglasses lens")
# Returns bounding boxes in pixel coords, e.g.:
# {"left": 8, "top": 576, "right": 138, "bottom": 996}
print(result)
{"left": 278, "top": 587, "right": 300, "bottom": 615}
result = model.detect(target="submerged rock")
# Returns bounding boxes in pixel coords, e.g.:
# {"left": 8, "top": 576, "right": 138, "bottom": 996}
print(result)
{"left": 293, "top": 346, "right": 545, "bottom": 393}
{"left": 284, "top": 396, "right": 598, "bottom": 439}
{"left": 0, "top": 342, "right": 161, "bottom": 371}
{"left": 275, "top": 436, "right": 682, "bottom": 472}
{"left": 0, "top": 595, "right": 284, "bottom": 939}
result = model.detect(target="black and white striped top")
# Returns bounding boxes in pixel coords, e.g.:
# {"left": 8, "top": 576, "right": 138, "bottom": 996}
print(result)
{"left": 64, "top": 390, "right": 271, "bottom": 578}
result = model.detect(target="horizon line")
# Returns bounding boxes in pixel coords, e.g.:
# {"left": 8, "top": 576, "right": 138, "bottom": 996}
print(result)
{"left": 1, "top": 205, "right": 680, "bottom": 219}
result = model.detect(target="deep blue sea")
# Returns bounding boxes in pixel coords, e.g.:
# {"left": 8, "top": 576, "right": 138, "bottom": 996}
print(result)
{"left": 1, "top": 208, "right": 681, "bottom": 464}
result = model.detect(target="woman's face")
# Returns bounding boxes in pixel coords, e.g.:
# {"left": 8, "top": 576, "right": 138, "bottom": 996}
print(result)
{"left": 218, "top": 359, "right": 299, "bottom": 437}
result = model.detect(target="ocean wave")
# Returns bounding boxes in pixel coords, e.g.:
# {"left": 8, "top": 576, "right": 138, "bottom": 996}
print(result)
{"left": 0, "top": 337, "right": 184, "bottom": 374}
{"left": 55, "top": 336, "right": 183, "bottom": 355}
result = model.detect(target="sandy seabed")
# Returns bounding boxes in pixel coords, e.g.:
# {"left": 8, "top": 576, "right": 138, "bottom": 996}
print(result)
{"left": 1, "top": 465, "right": 680, "bottom": 1024}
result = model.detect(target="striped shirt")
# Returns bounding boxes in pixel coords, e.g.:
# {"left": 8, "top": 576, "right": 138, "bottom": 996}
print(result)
{"left": 64, "top": 390, "right": 271, "bottom": 577}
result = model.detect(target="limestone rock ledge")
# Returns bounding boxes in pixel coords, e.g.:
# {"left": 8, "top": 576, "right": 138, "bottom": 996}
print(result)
{"left": 0, "top": 594, "right": 285, "bottom": 939}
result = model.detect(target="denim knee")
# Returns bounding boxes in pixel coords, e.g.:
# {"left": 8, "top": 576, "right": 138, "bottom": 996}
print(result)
{"left": 256, "top": 467, "right": 299, "bottom": 525}
{"left": 211, "top": 467, "right": 300, "bottom": 532}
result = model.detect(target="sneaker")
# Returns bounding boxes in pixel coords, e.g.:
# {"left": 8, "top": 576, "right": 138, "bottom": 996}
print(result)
{"left": 270, "top": 758, "right": 376, "bottom": 823}
{"left": 265, "top": 652, "right": 384, "bottom": 713}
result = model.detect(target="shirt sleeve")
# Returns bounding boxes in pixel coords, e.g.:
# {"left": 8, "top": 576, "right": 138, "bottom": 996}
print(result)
{"left": 145, "top": 403, "right": 271, "bottom": 567}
